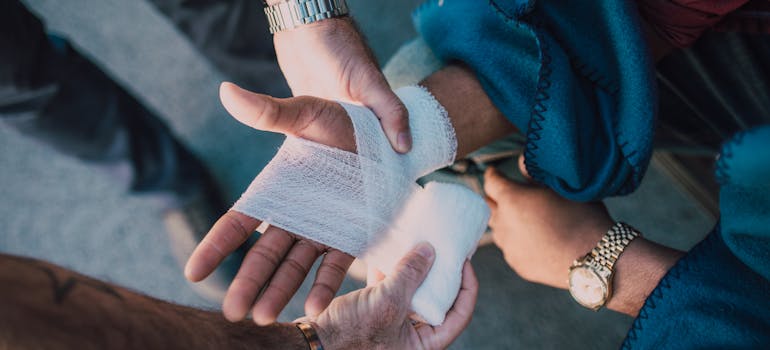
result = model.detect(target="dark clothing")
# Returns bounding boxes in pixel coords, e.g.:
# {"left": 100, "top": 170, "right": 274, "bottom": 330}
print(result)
{"left": 622, "top": 126, "right": 770, "bottom": 350}
{"left": 0, "top": 0, "right": 286, "bottom": 193}
{"left": 150, "top": 0, "right": 288, "bottom": 96}
{"left": 638, "top": 0, "right": 770, "bottom": 48}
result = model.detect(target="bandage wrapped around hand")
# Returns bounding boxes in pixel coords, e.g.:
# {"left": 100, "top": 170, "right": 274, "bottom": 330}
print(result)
{"left": 232, "top": 86, "right": 490, "bottom": 325}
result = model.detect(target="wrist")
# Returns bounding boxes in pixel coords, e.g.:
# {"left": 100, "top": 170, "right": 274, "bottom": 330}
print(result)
{"left": 272, "top": 16, "right": 354, "bottom": 46}
{"left": 420, "top": 65, "right": 517, "bottom": 158}
{"left": 312, "top": 315, "right": 341, "bottom": 350}
{"left": 265, "top": 0, "right": 352, "bottom": 34}
{"left": 604, "top": 238, "right": 683, "bottom": 316}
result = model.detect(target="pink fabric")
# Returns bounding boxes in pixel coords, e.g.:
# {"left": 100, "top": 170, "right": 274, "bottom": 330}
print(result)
{"left": 637, "top": 0, "right": 770, "bottom": 48}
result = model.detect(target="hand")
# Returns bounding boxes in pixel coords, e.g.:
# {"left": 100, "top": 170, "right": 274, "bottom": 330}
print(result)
{"left": 483, "top": 163, "right": 613, "bottom": 289}
{"left": 307, "top": 243, "right": 478, "bottom": 350}
{"left": 484, "top": 161, "right": 684, "bottom": 316}
{"left": 273, "top": 17, "right": 412, "bottom": 153}
{"left": 186, "top": 83, "right": 358, "bottom": 324}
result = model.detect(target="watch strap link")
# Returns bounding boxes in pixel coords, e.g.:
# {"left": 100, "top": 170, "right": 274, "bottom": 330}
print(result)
{"left": 265, "top": 0, "right": 349, "bottom": 34}
{"left": 589, "top": 222, "right": 640, "bottom": 270}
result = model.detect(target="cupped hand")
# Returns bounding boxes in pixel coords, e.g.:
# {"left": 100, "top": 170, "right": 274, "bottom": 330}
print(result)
{"left": 483, "top": 162, "right": 614, "bottom": 289}
{"left": 274, "top": 17, "right": 412, "bottom": 153}
{"left": 308, "top": 243, "right": 478, "bottom": 350}
{"left": 185, "top": 82, "right": 358, "bottom": 324}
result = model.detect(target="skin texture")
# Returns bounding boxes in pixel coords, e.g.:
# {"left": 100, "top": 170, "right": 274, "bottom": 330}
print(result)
{"left": 186, "top": 10, "right": 680, "bottom": 325}
{"left": 0, "top": 244, "right": 476, "bottom": 349}
{"left": 185, "top": 65, "right": 514, "bottom": 325}
{"left": 0, "top": 254, "right": 307, "bottom": 350}
{"left": 311, "top": 243, "right": 479, "bottom": 350}
{"left": 484, "top": 164, "right": 684, "bottom": 316}
{"left": 272, "top": 16, "right": 412, "bottom": 153}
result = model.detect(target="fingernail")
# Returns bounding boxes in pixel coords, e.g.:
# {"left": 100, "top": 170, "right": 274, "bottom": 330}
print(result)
{"left": 416, "top": 242, "right": 434, "bottom": 259}
{"left": 397, "top": 131, "right": 412, "bottom": 153}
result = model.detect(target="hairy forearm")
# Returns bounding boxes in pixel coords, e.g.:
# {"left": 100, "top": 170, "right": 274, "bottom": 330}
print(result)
{"left": 420, "top": 65, "right": 518, "bottom": 158}
{"left": 605, "top": 238, "right": 684, "bottom": 317}
{"left": 0, "top": 254, "right": 306, "bottom": 350}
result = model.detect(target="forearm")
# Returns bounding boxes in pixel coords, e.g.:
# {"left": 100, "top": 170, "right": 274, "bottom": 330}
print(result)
{"left": 0, "top": 254, "right": 306, "bottom": 350}
{"left": 605, "top": 238, "right": 684, "bottom": 317}
{"left": 420, "top": 64, "right": 517, "bottom": 158}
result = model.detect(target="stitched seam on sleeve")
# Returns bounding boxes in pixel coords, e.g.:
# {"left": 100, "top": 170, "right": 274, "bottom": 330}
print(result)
{"left": 621, "top": 224, "right": 718, "bottom": 349}
{"left": 485, "top": 3, "right": 551, "bottom": 184}
{"left": 491, "top": 3, "right": 648, "bottom": 196}
{"left": 522, "top": 21, "right": 552, "bottom": 185}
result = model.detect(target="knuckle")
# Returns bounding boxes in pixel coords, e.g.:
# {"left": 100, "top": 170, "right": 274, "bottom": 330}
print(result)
{"left": 310, "top": 281, "right": 337, "bottom": 299}
{"left": 293, "top": 98, "right": 327, "bottom": 138}
{"left": 283, "top": 257, "right": 310, "bottom": 277}
{"left": 392, "top": 101, "right": 409, "bottom": 122}
{"left": 233, "top": 274, "right": 264, "bottom": 290}
{"left": 400, "top": 256, "right": 429, "bottom": 282}
{"left": 200, "top": 239, "right": 225, "bottom": 260}
{"left": 319, "top": 260, "right": 348, "bottom": 279}
{"left": 220, "top": 212, "right": 252, "bottom": 241}
{"left": 247, "top": 244, "right": 283, "bottom": 267}
{"left": 255, "top": 97, "right": 282, "bottom": 129}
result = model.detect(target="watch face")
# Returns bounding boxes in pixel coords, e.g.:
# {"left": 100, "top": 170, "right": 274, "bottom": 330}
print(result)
{"left": 568, "top": 266, "right": 608, "bottom": 309}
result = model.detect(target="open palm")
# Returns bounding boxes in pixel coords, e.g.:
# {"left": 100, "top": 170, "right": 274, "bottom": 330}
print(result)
{"left": 185, "top": 82, "right": 358, "bottom": 324}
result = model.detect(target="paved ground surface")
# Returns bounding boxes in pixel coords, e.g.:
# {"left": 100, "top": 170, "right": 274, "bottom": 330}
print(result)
{"left": 1, "top": 0, "right": 715, "bottom": 348}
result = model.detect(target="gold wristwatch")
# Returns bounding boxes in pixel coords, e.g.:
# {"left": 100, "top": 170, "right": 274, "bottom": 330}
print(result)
{"left": 568, "top": 222, "right": 641, "bottom": 310}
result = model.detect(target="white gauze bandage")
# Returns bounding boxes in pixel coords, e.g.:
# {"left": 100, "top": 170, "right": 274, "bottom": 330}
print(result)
{"left": 232, "top": 86, "right": 490, "bottom": 325}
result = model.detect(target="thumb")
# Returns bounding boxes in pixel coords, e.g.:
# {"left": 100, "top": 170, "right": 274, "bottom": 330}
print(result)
{"left": 483, "top": 167, "right": 526, "bottom": 201}
{"left": 384, "top": 242, "right": 435, "bottom": 301}
{"left": 356, "top": 77, "right": 411, "bottom": 154}
{"left": 220, "top": 82, "right": 355, "bottom": 151}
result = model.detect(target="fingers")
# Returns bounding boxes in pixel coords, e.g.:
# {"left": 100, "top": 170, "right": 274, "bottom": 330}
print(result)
{"left": 305, "top": 250, "right": 355, "bottom": 316}
{"left": 185, "top": 211, "right": 260, "bottom": 282}
{"left": 418, "top": 261, "right": 478, "bottom": 349}
{"left": 251, "top": 239, "right": 323, "bottom": 325}
{"left": 221, "top": 226, "right": 294, "bottom": 322}
{"left": 384, "top": 242, "right": 435, "bottom": 301}
{"left": 219, "top": 82, "right": 355, "bottom": 152}
{"left": 359, "top": 82, "right": 411, "bottom": 153}
{"left": 483, "top": 167, "right": 519, "bottom": 201}
{"left": 484, "top": 195, "right": 498, "bottom": 212}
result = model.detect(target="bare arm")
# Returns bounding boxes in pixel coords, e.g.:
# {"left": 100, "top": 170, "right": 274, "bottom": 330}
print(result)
{"left": 0, "top": 244, "right": 476, "bottom": 350}
{"left": 483, "top": 167, "right": 684, "bottom": 317}
{"left": 0, "top": 254, "right": 306, "bottom": 350}
{"left": 421, "top": 64, "right": 518, "bottom": 158}
{"left": 184, "top": 14, "right": 670, "bottom": 323}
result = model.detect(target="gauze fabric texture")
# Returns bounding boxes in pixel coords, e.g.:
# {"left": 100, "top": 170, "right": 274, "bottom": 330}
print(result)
{"left": 232, "top": 86, "right": 490, "bottom": 325}
{"left": 363, "top": 181, "right": 489, "bottom": 325}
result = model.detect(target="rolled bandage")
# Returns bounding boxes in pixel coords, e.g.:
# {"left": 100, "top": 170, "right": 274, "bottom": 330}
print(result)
{"left": 232, "top": 86, "right": 490, "bottom": 325}
{"left": 364, "top": 182, "right": 488, "bottom": 325}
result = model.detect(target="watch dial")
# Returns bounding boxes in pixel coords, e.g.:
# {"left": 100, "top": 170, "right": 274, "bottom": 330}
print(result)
{"left": 569, "top": 267, "right": 606, "bottom": 308}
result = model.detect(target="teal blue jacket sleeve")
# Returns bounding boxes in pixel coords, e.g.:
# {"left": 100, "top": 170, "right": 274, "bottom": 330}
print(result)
{"left": 413, "top": 0, "right": 657, "bottom": 201}
{"left": 622, "top": 126, "right": 770, "bottom": 349}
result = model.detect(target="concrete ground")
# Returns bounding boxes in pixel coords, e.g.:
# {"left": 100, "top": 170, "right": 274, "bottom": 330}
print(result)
{"left": 1, "top": 0, "right": 715, "bottom": 348}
